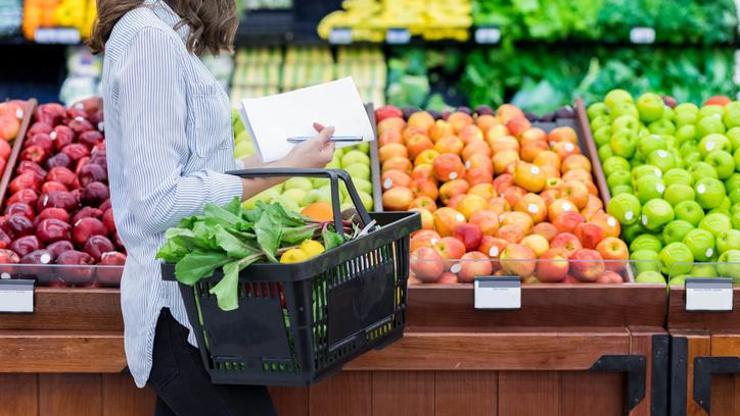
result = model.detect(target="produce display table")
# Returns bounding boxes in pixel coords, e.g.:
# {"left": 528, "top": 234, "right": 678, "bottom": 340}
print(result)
{"left": 668, "top": 286, "right": 740, "bottom": 416}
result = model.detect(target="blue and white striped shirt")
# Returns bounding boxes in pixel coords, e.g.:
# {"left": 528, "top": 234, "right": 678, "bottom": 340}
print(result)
{"left": 102, "top": 0, "right": 243, "bottom": 387}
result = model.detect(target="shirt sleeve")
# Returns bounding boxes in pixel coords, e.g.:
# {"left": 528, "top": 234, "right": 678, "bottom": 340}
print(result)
{"left": 115, "top": 28, "right": 243, "bottom": 235}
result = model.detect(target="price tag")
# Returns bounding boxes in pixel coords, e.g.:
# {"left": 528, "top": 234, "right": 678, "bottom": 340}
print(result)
{"left": 629, "top": 27, "right": 655, "bottom": 44}
{"left": 0, "top": 279, "right": 34, "bottom": 313}
{"left": 475, "top": 27, "right": 501, "bottom": 44}
{"left": 386, "top": 28, "right": 411, "bottom": 45}
{"left": 328, "top": 27, "right": 353, "bottom": 45}
{"left": 35, "top": 28, "right": 81, "bottom": 44}
{"left": 685, "top": 278, "right": 734, "bottom": 312}
{"left": 474, "top": 277, "right": 521, "bottom": 310}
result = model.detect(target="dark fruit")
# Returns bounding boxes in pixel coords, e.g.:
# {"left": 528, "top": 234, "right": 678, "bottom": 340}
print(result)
{"left": 78, "top": 163, "right": 106, "bottom": 187}
{"left": 36, "top": 218, "right": 71, "bottom": 244}
{"left": 17, "top": 161, "right": 47, "bottom": 182}
{"left": 97, "top": 251, "right": 126, "bottom": 286}
{"left": 41, "top": 181, "right": 68, "bottom": 195}
{"left": 56, "top": 250, "right": 94, "bottom": 265}
{"left": 83, "top": 235, "right": 114, "bottom": 261}
{"left": 11, "top": 236, "right": 40, "bottom": 257}
{"left": 99, "top": 199, "right": 111, "bottom": 211}
{"left": 37, "top": 191, "right": 79, "bottom": 213}
{"left": 78, "top": 130, "right": 103, "bottom": 147}
{"left": 27, "top": 122, "right": 53, "bottom": 137}
{"left": 5, "top": 202, "right": 35, "bottom": 221}
{"left": 102, "top": 208, "right": 115, "bottom": 234}
{"left": 21, "top": 249, "right": 54, "bottom": 265}
{"left": 5, "top": 215, "right": 35, "bottom": 238}
{"left": 20, "top": 145, "right": 48, "bottom": 164}
{"left": 72, "top": 217, "right": 106, "bottom": 247}
{"left": 56, "top": 250, "right": 95, "bottom": 284}
{"left": 71, "top": 207, "right": 103, "bottom": 225}
{"left": 25, "top": 133, "right": 53, "bottom": 153}
{"left": 7, "top": 189, "right": 38, "bottom": 206}
{"left": 52, "top": 125, "right": 74, "bottom": 151}
{"left": 46, "top": 167, "right": 77, "bottom": 188}
{"left": 61, "top": 143, "right": 90, "bottom": 161}
{"left": 67, "top": 117, "right": 94, "bottom": 135}
{"left": 0, "top": 229, "right": 11, "bottom": 249}
{"left": 0, "top": 248, "right": 20, "bottom": 264}
{"left": 46, "top": 240, "right": 74, "bottom": 258}
{"left": 34, "top": 103, "right": 66, "bottom": 125}
{"left": 37, "top": 207, "right": 69, "bottom": 224}
{"left": 82, "top": 182, "right": 109, "bottom": 206}
{"left": 46, "top": 152, "right": 72, "bottom": 169}
{"left": 9, "top": 172, "right": 39, "bottom": 194}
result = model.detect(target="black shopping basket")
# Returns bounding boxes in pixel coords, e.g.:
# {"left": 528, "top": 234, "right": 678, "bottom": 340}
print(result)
{"left": 162, "top": 168, "right": 420, "bottom": 386}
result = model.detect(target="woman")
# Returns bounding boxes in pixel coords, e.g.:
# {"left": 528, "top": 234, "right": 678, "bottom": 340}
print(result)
{"left": 89, "top": 1, "right": 335, "bottom": 414}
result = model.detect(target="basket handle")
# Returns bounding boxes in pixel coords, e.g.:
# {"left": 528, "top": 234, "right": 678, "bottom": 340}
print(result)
{"left": 225, "top": 168, "right": 373, "bottom": 237}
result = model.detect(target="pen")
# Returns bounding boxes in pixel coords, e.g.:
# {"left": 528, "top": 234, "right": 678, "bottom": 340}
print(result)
{"left": 287, "top": 136, "right": 363, "bottom": 144}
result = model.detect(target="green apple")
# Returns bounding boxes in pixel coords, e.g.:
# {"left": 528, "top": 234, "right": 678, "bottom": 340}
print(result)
{"left": 636, "top": 93, "right": 665, "bottom": 122}
{"left": 611, "top": 185, "right": 634, "bottom": 196}
{"left": 670, "top": 148, "right": 685, "bottom": 169}
{"left": 648, "top": 119, "right": 675, "bottom": 136}
{"left": 609, "top": 130, "right": 638, "bottom": 158}
{"left": 659, "top": 242, "right": 694, "bottom": 276}
{"left": 356, "top": 142, "right": 370, "bottom": 153}
{"left": 636, "top": 176, "right": 665, "bottom": 204}
{"left": 630, "top": 234, "right": 663, "bottom": 253}
{"left": 637, "top": 134, "right": 667, "bottom": 156}
{"left": 689, "top": 162, "right": 719, "bottom": 182}
{"left": 684, "top": 152, "right": 701, "bottom": 167}
{"left": 341, "top": 150, "right": 370, "bottom": 167}
{"left": 610, "top": 103, "right": 639, "bottom": 120}
{"left": 697, "top": 114, "right": 726, "bottom": 139}
{"left": 611, "top": 114, "right": 640, "bottom": 132}
{"left": 607, "top": 171, "right": 633, "bottom": 189}
{"left": 674, "top": 124, "right": 697, "bottom": 145}
{"left": 680, "top": 141, "right": 699, "bottom": 158}
{"left": 664, "top": 105, "right": 675, "bottom": 121}
{"left": 325, "top": 159, "right": 341, "bottom": 169}
{"left": 275, "top": 194, "right": 301, "bottom": 213}
{"left": 631, "top": 250, "right": 661, "bottom": 275}
{"left": 716, "top": 229, "right": 740, "bottom": 254}
{"left": 243, "top": 186, "right": 282, "bottom": 209}
{"left": 726, "top": 127, "right": 740, "bottom": 151}
{"left": 723, "top": 101, "right": 740, "bottom": 128}
{"left": 312, "top": 178, "right": 329, "bottom": 188}
{"left": 647, "top": 149, "right": 676, "bottom": 172}
{"left": 733, "top": 210, "right": 740, "bottom": 229}
{"left": 726, "top": 173, "right": 740, "bottom": 191}
{"left": 699, "top": 212, "right": 732, "bottom": 237}
{"left": 683, "top": 229, "right": 716, "bottom": 261}
{"left": 622, "top": 222, "right": 646, "bottom": 243}
{"left": 663, "top": 168, "right": 693, "bottom": 187}
{"left": 588, "top": 102, "right": 609, "bottom": 119}
{"left": 591, "top": 115, "right": 611, "bottom": 131}
{"left": 607, "top": 193, "right": 642, "bottom": 225}
{"left": 603, "top": 156, "right": 631, "bottom": 177}
{"left": 641, "top": 198, "right": 674, "bottom": 231}
{"left": 664, "top": 184, "right": 695, "bottom": 206}
{"left": 675, "top": 112, "right": 698, "bottom": 128}
{"left": 351, "top": 177, "right": 372, "bottom": 194}
{"left": 636, "top": 271, "right": 666, "bottom": 284}
{"left": 662, "top": 220, "right": 695, "bottom": 244}
{"left": 283, "top": 177, "right": 314, "bottom": 192}
{"left": 632, "top": 165, "right": 662, "bottom": 181}
{"left": 694, "top": 178, "right": 726, "bottom": 210}
{"left": 698, "top": 104, "right": 724, "bottom": 119}
{"left": 690, "top": 264, "right": 718, "bottom": 278}
{"left": 594, "top": 126, "right": 612, "bottom": 147}
{"left": 598, "top": 144, "right": 614, "bottom": 161}
{"left": 358, "top": 191, "right": 373, "bottom": 211}
{"left": 717, "top": 250, "right": 740, "bottom": 280}
{"left": 281, "top": 188, "right": 307, "bottom": 206}
{"left": 605, "top": 89, "right": 634, "bottom": 109}
{"left": 674, "top": 200, "right": 704, "bottom": 227}
{"left": 344, "top": 163, "right": 370, "bottom": 181}
{"left": 698, "top": 133, "right": 731, "bottom": 157}
{"left": 669, "top": 275, "right": 688, "bottom": 286}
{"left": 735, "top": 148, "right": 740, "bottom": 171}
{"left": 675, "top": 102, "right": 699, "bottom": 114}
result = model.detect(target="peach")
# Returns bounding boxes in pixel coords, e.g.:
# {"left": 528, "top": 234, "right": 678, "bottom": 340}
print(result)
{"left": 515, "top": 193, "right": 547, "bottom": 224}
{"left": 590, "top": 212, "right": 621, "bottom": 239}
{"left": 490, "top": 135, "right": 519, "bottom": 153}
{"left": 476, "top": 114, "right": 499, "bottom": 132}
{"left": 561, "top": 180, "right": 589, "bottom": 209}
{"left": 521, "top": 234, "right": 549, "bottom": 257}
{"left": 413, "top": 150, "right": 439, "bottom": 167}
{"left": 551, "top": 141, "right": 580, "bottom": 160}
{"left": 406, "top": 135, "right": 434, "bottom": 159}
{"left": 536, "top": 248, "right": 570, "bottom": 282}
{"left": 410, "top": 208, "right": 434, "bottom": 230}
{"left": 382, "top": 157, "right": 412, "bottom": 174}
{"left": 502, "top": 186, "right": 527, "bottom": 208}
{"left": 378, "top": 117, "right": 406, "bottom": 136}
{"left": 505, "top": 115, "right": 531, "bottom": 138}
{"left": 457, "top": 251, "right": 493, "bottom": 283}
{"left": 520, "top": 141, "right": 549, "bottom": 163}
{"left": 469, "top": 183, "right": 496, "bottom": 200}
{"left": 433, "top": 153, "right": 465, "bottom": 181}
{"left": 439, "top": 179, "right": 469, "bottom": 205}
{"left": 465, "top": 167, "right": 493, "bottom": 186}
{"left": 437, "top": 271, "right": 459, "bottom": 284}
{"left": 457, "top": 194, "right": 489, "bottom": 220}
{"left": 595, "top": 270, "right": 623, "bottom": 284}
{"left": 433, "top": 236, "right": 466, "bottom": 266}
{"left": 497, "top": 104, "right": 525, "bottom": 124}
{"left": 561, "top": 169, "right": 592, "bottom": 184}
{"left": 382, "top": 187, "right": 414, "bottom": 211}
{"left": 411, "top": 164, "right": 434, "bottom": 181}
{"left": 381, "top": 170, "right": 411, "bottom": 191}
{"left": 469, "top": 210, "right": 500, "bottom": 236}
{"left": 486, "top": 124, "right": 510, "bottom": 143}
{"left": 411, "top": 179, "right": 439, "bottom": 201}
{"left": 433, "top": 207, "right": 466, "bottom": 237}
{"left": 513, "top": 161, "right": 546, "bottom": 193}
{"left": 453, "top": 223, "right": 483, "bottom": 252}
{"left": 551, "top": 232, "right": 583, "bottom": 257}
{"left": 520, "top": 127, "right": 547, "bottom": 146}
{"left": 552, "top": 211, "right": 586, "bottom": 234}
{"left": 492, "top": 149, "right": 520, "bottom": 175}
{"left": 429, "top": 120, "right": 454, "bottom": 142}
{"left": 448, "top": 112, "right": 474, "bottom": 133}
{"left": 548, "top": 198, "right": 577, "bottom": 221}
{"left": 574, "top": 222, "right": 604, "bottom": 249}
{"left": 496, "top": 224, "right": 526, "bottom": 244}
{"left": 379, "top": 130, "right": 404, "bottom": 147}
{"left": 487, "top": 197, "right": 510, "bottom": 216}
{"left": 548, "top": 126, "right": 578, "bottom": 144}
{"left": 569, "top": 249, "right": 605, "bottom": 283}
{"left": 562, "top": 154, "right": 592, "bottom": 173}
{"left": 447, "top": 194, "right": 466, "bottom": 209}
{"left": 500, "top": 243, "right": 536, "bottom": 277}
{"left": 462, "top": 140, "right": 492, "bottom": 161}
{"left": 533, "top": 150, "right": 561, "bottom": 169}
{"left": 410, "top": 230, "right": 441, "bottom": 252}
{"left": 464, "top": 153, "right": 494, "bottom": 173}
{"left": 409, "top": 196, "right": 437, "bottom": 212}
{"left": 596, "top": 237, "right": 629, "bottom": 273}
{"left": 532, "top": 222, "right": 559, "bottom": 242}
{"left": 493, "top": 173, "right": 514, "bottom": 194}
{"left": 407, "top": 111, "right": 435, "bottom": 132}
{"left": 459, "top": 124, "right": 484, "bottom": 144}
{"left": 379, "top": 143, "right": 408, "bottom": 163}
{"left": 434, "top": 135, "right": 464, "bottom": 155}
{"left": 540, "top": 189, "right": 560, "bottom": 207}
{"left": 410, "top": 247, "right": 444, "bottom": 283}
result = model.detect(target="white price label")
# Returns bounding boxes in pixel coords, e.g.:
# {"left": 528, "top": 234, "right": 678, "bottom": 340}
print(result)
{"left": 685, "top": 278, "right": 734, "bottom": 312}
{"left": 386, "top": 28, "right": 411, "bottom": 45}
{"left": 474, "top": 277, "right": 521, "bottom": 310}
{"left": 0, "top": 279, "right": 34, "bottom": 313}
{"left": 35, "top": 28, "right": 81, "bottom": 44}
{"left": 630, "top": 27, "right": 656, "bottom": 44}
{"left": 475, "top": 27, "right": 501, "bottom": 44}
{"left": 328, "top": 28, "right": 353, "bottom": 45}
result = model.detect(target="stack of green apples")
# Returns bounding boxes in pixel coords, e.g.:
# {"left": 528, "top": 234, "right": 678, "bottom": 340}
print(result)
{"left": 588, "top": 90, "right": 740, "bottom": 284}
{"left": 232, "top": 110, "right": 375, "bottom": 212}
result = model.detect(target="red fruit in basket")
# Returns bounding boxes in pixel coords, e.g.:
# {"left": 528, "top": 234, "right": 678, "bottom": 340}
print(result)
{"left": 82, "top": 182, "right": 110, "bottom": 206}
{"left": 27, "top": 121, "right": 53, "bottom": 137}
{"left": 102, "top": 208, "right": 116, "bottom": 233}
{"left": 72, "top": 217, "right": 106, "bottom": 247}
{"left": 46, "top": 152, "right": 72, "bottom": 170}
{"left": 99, "top": 199, "right": 111, "bottom": 211}
{"left": 37, "top": 207, "right": 70, "bottom": 224}
{"left": 5, "top": 202, "right": 35, "bottom": 221}
{"left": 0, "top": 140, "right": 11, "bottom": 160}
{"left": 9, "top": 173, "right": 40, "bottom": 194}
{"left": 77, "top": 163, "right": 107, "bottom": 186}
{"left": 0, "top": 229, "right": 11, "bottom": 249}
{"left": 25, "top": 133, "right": 53, "bottom": 153}
{"left": 0, "top": 248, "right": 20, "bottom": 264}
{"left": 36, "top": 218, "right": 72, "bottom": 244}
{"left": 46, "top": 240, "right": 74, "bottom": 258}
{"left": 37, "top": 191, "right": 79, "bottom": 213}
{"left": 46, "top": 167, "right": 77, "bottom": 188}
{"left": 41, "top": 181, "right": 68, "bottom": 195}
{"left": 56, "top": 250, "right": 94, "bottom": 265}
{"left": 67, "top": 117, "right": 94, "bottom": 135}
{"left": 78, "top": 130, "right": 104, "bottom": 147}
{"left": 17, "top": 161, "right": 47, "bottom": 182}
{"left": 61, "top": 143, "right": 90, "bottom": 161}
{"left": 72, "top": 207, "right": 103, "bottom": 225}
{"left": 7, "top": 189, "right": 38, "bottom": 207}
{"left": 20, "top": 145, "right": 48, "bottom": 164}
{"left": 21, "top": 249, "right": 54, "bottom": 265}
{"left": 51, "top": 125, "right": 75, "bottom": 150}
{"left": 11, "top": 235, "right": 40, "bottom": 257}
{"left": 5, "top": 215, "right": 35, "bottom": 238}
{"left": 35, "top": 103, "right": 66, "bottom": 125}
{"left": 83, "top": 235, "right": 114, "bottom": 261}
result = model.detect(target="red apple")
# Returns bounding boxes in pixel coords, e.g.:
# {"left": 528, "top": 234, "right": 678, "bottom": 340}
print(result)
{"left": 410, "top": 247, "right": 445, "bottom": 283}
{"left": 574, "top": 222, "right": 604, "bottom": 249}
{"left": 568, "top": 249, "right": 605, "bottom": 282}
{"left": 550, "top": 232, "right": 583, "bottom": 257}
{"left": 536, "top": 248, "right": 570, "bottom": 283}
{"left": 456, "top": 251, "right": 493, "bottom": 283}
{"left": 499, "top": 243, "right": 536, "bottom": 277}
{"left": 453, "top": 223, "right": 483, "bottom": 252}
{"left": 595, "top": 270, "right": 624, "bottom": 284}
{"left": 595, "top": 237, "right": 629, "bottom": 273}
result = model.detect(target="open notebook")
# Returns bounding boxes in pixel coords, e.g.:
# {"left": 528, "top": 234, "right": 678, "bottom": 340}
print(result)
{"left": 238, "top": 77, "right": 375, "bottom": 163}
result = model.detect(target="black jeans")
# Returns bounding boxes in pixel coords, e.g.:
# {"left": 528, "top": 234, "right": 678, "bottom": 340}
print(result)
{"left": 147, "top": 308, "right": 277, "bottom": 416}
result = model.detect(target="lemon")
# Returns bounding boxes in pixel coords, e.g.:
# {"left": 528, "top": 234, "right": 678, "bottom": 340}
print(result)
{"left": 300, "top": 240, "right": 326, "bottom": 258}
{"left": 280, "top": 249, "right": 309, "bottom": 264}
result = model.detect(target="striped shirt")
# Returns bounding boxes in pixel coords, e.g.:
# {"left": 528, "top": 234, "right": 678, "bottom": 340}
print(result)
{"left": 102, "top": 0, "right": 243, "bottom": 387}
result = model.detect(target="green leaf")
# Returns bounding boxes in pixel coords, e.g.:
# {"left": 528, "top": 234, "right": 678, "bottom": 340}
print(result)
{"left": 192, "top": 221, "right": 219, "bottom": 250}
{"left": 213, "top": 224, "right": 257, "bottom": 258}
{"left": 203, "top": 203, "right": 242, "bottom": 228}
{"left": 255, "top": 215, "right": 281, "bottom": 262}
{"left": 174, "top": 251, "right": 231, "bottom": 286}
{"left": 281, "top": 224, "right": 320, "bottom": 245}
{"left": 156, "top": 239, "right": 189, "bottom": 263}
{"left": 223, "top": 196, "right": 242, "bottom": 216}
{"left": 322, "top": 226, "right": 345, "bottom": 251}
{"left": 209, "top": 260, "right": 241, "bottom": 311}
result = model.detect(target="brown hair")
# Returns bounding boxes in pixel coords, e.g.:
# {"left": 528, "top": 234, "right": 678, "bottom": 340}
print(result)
{"left": 88, "top": 0, "right": 238, "bottom": 55}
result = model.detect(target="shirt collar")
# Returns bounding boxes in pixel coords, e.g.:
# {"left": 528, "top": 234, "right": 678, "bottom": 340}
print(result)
{"left": 143, "top": 0, "right": 190, "bottom": 43}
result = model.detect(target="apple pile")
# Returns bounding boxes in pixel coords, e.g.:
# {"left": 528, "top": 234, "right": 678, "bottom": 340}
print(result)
{"left": 375, "top": 104, "right": 628, "bottom": 285}
{"left": 589, "top": 90, "right": 740, "bottom": 284}
{"left": 0, "top": 102, "right": 126, "bottom": 284}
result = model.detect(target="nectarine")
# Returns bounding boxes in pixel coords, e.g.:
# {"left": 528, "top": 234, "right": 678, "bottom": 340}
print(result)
{"left": 469, "top": 183, "right": 496, "bottom": 200}
{"left": 439, "top": 179, "right": 469, "bottom": 205}
{"left": 433, "top": 153, "right": 465, "bottom": 181}
{"left": 381, "top": 170, "right": 411, "bottom": 191}
{"left": 500, "top": 243, "right": 536, "bottom": 277}
{"left": 569, "top": 249, "right": 605, "bottom": 282}
{"left": 457, "top": 251, "right": 493, "bottom": 283}
{"left": 410, "top": 247, "right": 444, "bottom": 283}
{"left": 469, "top": 210, "right": 500, "bottom": 236}
{"left": 433, "top": 207, "right": 466, "bottom": 237}
{"left": 382, "top": 187, "right": 414, "bottom": 211}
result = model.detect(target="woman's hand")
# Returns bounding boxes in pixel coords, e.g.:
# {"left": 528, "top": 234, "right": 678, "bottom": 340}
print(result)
{"left": 283, "top": 123, "right": 336, "bottom": 169}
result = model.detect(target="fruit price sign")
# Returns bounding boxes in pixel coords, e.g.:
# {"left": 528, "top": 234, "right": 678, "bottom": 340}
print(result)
{"left": 685, "top": 278, "right": 733, "bottom": 312}
{"left": 475, "top": 26, "right": 501, "bottom": 44}
{"left": 473, "top": 276, "right": 520, "bottom": 310}
{"left": 0, "top": 278, "right": 34, "bottom": 313}
{"left": 629, "top": 27, "right": 655, "bottom": 44}
{"left": 34, "top": 28, "right": 81, "bottom": 44}
{"left": 386, "top": 28, "right": 411, "bottom": 45}
{"left": 328, "top": 27, "right": 353, "bottom": 45}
